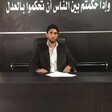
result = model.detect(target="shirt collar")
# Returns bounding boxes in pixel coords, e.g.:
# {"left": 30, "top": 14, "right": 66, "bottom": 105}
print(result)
{"left": 47, "top": 40, "right": 58, "bottom": 48}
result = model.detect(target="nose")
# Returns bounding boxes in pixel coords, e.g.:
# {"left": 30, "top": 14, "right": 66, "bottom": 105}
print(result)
{"left": 51, "top": 33, "right": 55, "bottom": 37}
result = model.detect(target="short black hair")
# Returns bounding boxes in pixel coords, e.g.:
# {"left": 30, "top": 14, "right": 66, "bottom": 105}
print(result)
{"left": 47, "top": 24, "right": 59, "bottom": 33}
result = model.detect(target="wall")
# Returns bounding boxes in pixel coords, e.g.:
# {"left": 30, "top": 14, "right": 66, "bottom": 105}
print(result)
{"left": 0, "top": 0, "right": 112, "bottom": 71}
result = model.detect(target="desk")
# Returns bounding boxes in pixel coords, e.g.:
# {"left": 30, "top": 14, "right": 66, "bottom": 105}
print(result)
{"left": 0, "top": 72, "right": 112, "bottom": 112}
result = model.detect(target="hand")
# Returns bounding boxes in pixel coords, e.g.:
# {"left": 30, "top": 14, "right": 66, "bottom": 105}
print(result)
{"left": 35, "top": 68, "right": 48, "bottom": 74}
{"left": 63, "top": 65, "right": 71, "bottom": 73}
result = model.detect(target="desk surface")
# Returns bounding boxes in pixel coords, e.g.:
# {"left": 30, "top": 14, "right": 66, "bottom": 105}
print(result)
{"left": 0, "top": 72, "right": 111, "bottom": 112}
{"left": 0, "top": 72, "right": 112, "bottom": 84}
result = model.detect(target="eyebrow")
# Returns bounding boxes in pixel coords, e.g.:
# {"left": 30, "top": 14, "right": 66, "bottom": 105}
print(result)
{"left": 49, "top": 31, "right": 58, "bottom": 34}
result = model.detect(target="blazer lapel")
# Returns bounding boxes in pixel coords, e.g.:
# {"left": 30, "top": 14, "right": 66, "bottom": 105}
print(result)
{"left": 57, "top": 44, "right": 62, "bottom": 70}
{"left": 45, "top": 45, "right": 50, "bottom": 71}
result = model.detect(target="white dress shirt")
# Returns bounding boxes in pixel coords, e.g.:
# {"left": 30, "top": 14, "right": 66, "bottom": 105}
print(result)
{"left": 47, "top": 41, "right": 58, "bottom": 72}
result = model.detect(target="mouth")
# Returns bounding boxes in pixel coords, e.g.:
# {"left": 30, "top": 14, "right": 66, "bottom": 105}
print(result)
{"left": 51, "top": 37, "right": 56, "bottom": 41}
{"left": 49, "top": 38, "right": 56, "bottom": 43}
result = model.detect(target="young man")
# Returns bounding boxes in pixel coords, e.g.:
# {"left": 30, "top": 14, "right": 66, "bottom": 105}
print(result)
{"left": 30, "top": 24, "right": 76, "bottom": 74}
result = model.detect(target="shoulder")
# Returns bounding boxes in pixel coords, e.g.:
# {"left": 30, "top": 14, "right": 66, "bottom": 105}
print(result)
{"left": 38, "top": 41, "right": 47, "bottom": 49}
{"left": 57, "top": 39, "right": 67, "bottom": 48}
{"left": 34, "top": 38, "right": 47, "bottom": 49}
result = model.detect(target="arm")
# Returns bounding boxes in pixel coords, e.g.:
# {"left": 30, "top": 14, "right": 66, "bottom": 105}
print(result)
{"left": 29, "top": 43, "right": 40, "bottom": 72}
{"left": 63, "top": 45, "right": 77, "bottom": 73}
{"left": 30, "top": 43, "right": 48, "bottom": 73}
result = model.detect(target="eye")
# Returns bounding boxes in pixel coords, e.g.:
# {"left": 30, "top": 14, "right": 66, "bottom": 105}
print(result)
{"left": 54, "top": 32, "right": 58, "bottom": 35}
{"left": 49, "top": 31, "right": 58, "bottom": 35}
{"left": 50, "top": 31, "right": 53, "bottom": 34}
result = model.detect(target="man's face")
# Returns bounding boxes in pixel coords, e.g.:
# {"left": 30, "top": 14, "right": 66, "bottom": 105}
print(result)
{"left": 46, "top": 28, "right": 58, "bottom": 43}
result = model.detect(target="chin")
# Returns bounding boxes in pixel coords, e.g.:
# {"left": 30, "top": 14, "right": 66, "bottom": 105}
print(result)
{"left": 51, "top": 41, "right": 56, "bottom": 43}
{"left": 49, "top": 39, "right": 56, "bottom": 43}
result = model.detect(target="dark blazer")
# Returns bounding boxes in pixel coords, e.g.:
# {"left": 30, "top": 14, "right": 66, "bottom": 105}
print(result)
{"left": 30, "top": 38, "right": 76, "bottom": 72}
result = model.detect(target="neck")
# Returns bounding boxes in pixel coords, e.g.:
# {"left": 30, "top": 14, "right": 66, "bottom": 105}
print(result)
{"left": 48, "top": 41, "right": 56, "bottom": 48}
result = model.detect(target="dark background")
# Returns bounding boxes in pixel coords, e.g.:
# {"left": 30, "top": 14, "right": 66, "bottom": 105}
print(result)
{"left": 0, "top": 0, "right": 112, "bottom": 71}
